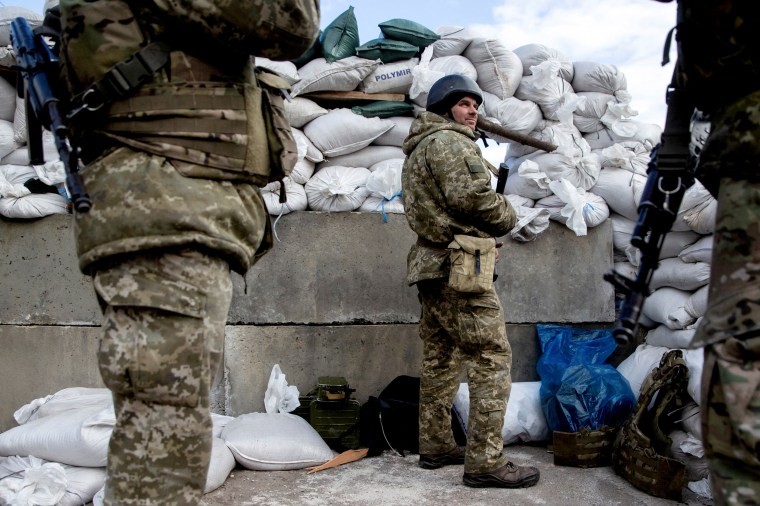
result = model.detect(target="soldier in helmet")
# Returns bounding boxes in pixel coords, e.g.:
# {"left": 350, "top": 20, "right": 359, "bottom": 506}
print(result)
{"left": 55, "top": 0, "right": 319, "bottom": 504}
{"left": 401, "top": 74, "right": 540, "bottom": 489}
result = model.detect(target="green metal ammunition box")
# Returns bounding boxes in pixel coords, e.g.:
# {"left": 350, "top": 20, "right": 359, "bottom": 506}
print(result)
{"left": 310, "top": 398, "right": 361, "bottom": 451}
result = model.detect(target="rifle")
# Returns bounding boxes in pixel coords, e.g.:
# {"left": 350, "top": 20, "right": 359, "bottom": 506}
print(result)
{"left": 10, "top": 16, "right": 91, "bottom": 213}
{"left": 476, "top": 118, "right": 557, "bottom": 195}
{"left": 603, "top": 68, "right": 696, "bottom": 346}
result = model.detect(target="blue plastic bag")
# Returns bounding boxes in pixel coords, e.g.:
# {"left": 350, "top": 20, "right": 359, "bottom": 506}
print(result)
{"left": 536, "top": 324, "right": 635, "bottom": 432}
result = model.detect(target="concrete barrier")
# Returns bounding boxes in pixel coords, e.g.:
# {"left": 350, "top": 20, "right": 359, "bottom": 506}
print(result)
{"left": 0, "top": 212, "right": 614, "bottom": 431}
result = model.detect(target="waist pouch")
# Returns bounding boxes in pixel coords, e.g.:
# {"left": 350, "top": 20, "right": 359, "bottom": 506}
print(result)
{"left": 447, "top": 235, "right": 496, "bottom": 294}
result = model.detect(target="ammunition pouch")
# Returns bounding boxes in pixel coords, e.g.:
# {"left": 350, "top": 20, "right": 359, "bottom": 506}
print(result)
{"left": 553, "top": 426, "right": 617, "bottom": 468}
{"left": 612, "top": 350, "right": 690, "bottom": 501}
{"left": 447, "top": 235, "right": 496, "bottom": 294}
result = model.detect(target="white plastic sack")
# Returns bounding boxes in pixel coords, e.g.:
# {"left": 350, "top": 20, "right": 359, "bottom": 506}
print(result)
{"left": 318, "top": 146, "right": 404, "bottom": 170}
{"left": 431, "top": 25, "right": 477, "bottom": 58}
{"left": 264, "top": 364, "right": 300, "bottom": 414}
{"left": 536, "top": 179, "right": 609, "bottom": 236}
{"left": 584, "top": 122, "right": 662, "bottom": 151}
{"left": 304, "top": 109, "right": 394, "bottom": 158}
{"left": 572, "top": 61, "right": 628, "bottom": 96}
{"left": 481, "top": 95, "right": 543, "bottom": 137}
{"left": 204, "top": 437, "right": 236, "bottom": 494}
{"left": 291, "top": 128, "right": 323, "bottom": 163}
{"left": 409, "top": 46, "right": 443, "bottom": 107}
{"left": 305, "top": 165, "right": 371, "bottom": 212}
{"left": 505, "top": 195, "right": 551, "bottom": 243}
{"left": 597, "top": 142, "right": 650, "bottom": 176}
{"left": 685, "top": 286, "right": 710, "bottom": 319}
{"left": 0, "top": 456, "right": 105, "bottom": 506}
{"left": 590, "top": 168, "right": 647, "bottom": 221}
{"left": 291, "top": 57, "right": 380, "bottom": 97}
{"left": 220, "top": 413, "right": 335, "bottom": 471}
{"left": 0, "top": 391, "right": 113, "bottom": 467}
{"left": 428, "top": 55, "right": 477, "bottom": 83}
{"left": 0, "top": 75, "right": 16, "bottom": 123}
{"left": 642, "top": 287, "right": 697, "bottom": 330}
{"left": 573, "top": 92, "right": 637, "bottom": 135}
{"left": 649, "top": 258, "right": 711, "bottom": 292}
{"left": 679, "top": 234, "right": 713, "bottom": 264}
{"left": 361, "top": 58, "right": 419, "bottom": 94}
{"left": 261, "top": 179, "right": 308, "bottom": 216}
{"left": 289, "top": 157, "right": 315, "bottom": 185}
{"left": 0, "top": 119, "right": 17, "bottom": 160}
{"left": 463, "top": 38, "right": 523, "bottom": 99}
{"left": 514, "top": 74, "right": 578, "bottom": 123}
{"left": 513, "top": 43, "right": 574, "bottom": 81}
{"left": 372, "top": 116, "right": 413, "bottom": 148}
{"left": 283, "top": 97, "right": 328, "bottom": 129}
{"left": 254, "top": 57, "right": 300, "bottom": 85}
{"left": 678, "top": 180, "right": 717, "bottom": 235}
{"left": 645, "top": 322, "right": 698, "bottom": 350}
{"left": 453, "top": 382, "right": 549, "bottom": 446}
{"left": 670, "top": 429, "right": 709, "bottom": 482}
{"left": 503, "top": 159, "right": 553, "bottom": 200}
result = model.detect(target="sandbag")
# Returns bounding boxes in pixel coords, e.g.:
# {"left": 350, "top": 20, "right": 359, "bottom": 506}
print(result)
{"left": 320, "top": 5, "right": 359, "bottom": 63}
{"left": 292, "top": 57, "right": 380, "bottom": 97}
{"left": 305, "top": 165, "right": 371, "bottom": 212}
{"left": 204, "top": 437, "right": 236, "bottom": 493}
{"left": 221, "top": 412, "right": 335, "bottom": 471}
{"left": 304, "top": 108, "right": 394, "bottom": 157}
{"left": 513, "top": 43, "right": 574, "bottom": 81}
{"left": 361, "top": 58, "right": 418, "bottom": 94}
{"left": 261, "top": 179, "right": 308, "bottom": 215}
{"left": 463, "top": 38, "right": 523, "bottom": 99}
{"left": 679, "top": 234, "right": 713, "bottom": 264}
{"left": 318, "top": 145, "right": 404, "bottom": 170}
{"left": 283, "top": 97, "right": 328, "bottom": 128}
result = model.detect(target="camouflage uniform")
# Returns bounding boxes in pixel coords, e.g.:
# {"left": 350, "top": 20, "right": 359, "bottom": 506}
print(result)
{"left": 662, "top": 0, "right": 760, "bottom": 503}
{"left": 57, "top": 1, "right": 318, "bottom": 504}
{"left": 402, "top": 111, "right": 517, "bottom": 474}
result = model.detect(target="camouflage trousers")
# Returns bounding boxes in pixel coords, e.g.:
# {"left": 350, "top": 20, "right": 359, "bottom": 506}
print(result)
{"left": 92, "top": 247, "right": 233, "bottom": 506}
{"left": 416, "top": 279, "right": 512, "bottom": 474}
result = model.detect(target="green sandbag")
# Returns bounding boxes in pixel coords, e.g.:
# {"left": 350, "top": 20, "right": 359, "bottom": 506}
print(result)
{"left": 378, "top": 18, "right": 439, "bottom": 49}
{"left": 320, "top": 6, "right": 360, "bottom": 63}
{"left": 356, "top": 38, "right": 419, "bottom": 63}
{"left": 351, "top": 101, "right": 414, "bottom": 119}
{"left": 292, "top": 30, "right": 323, "bottom": 68}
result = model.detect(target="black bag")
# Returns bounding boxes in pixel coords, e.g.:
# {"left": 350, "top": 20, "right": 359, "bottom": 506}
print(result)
{"left": 359, "top": 375, "right": 467, "bottom": 457}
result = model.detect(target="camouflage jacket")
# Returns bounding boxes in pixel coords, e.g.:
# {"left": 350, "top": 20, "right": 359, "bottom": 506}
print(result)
{"left": 401, "top": 112, "right": 516, "bottom": 285}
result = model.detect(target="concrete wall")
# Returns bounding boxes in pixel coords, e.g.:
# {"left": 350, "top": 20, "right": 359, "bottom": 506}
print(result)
{"left": 0, "top": 212, "right": 615, "bottom": 432}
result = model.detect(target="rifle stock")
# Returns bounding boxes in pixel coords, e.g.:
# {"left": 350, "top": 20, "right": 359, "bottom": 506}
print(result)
{"left": 10, "top": 16, "right": 91, "bottom": 213}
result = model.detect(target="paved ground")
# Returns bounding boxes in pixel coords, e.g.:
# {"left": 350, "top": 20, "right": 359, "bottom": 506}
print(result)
{"left": 202, "top": 444, "right": 714, "bottom": 506}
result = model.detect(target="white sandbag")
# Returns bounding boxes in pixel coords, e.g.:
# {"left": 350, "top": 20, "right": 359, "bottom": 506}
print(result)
{"left": 304, "top": 108, "right": 394, "bottom": 157}
{"left": 669, "top": 429, "right": 709, "bottom": 482}
{"left": 0, "top": 191, "right": 69, "bottom": 218}
{"left": 0, "top": 164, "right": 35, "bottom": 198}
{"left": 305, "top": 165, "right": 371, "bottom": 212}
{"left": 679, "top": 234, "right": 713, "bottom": 264}
{"left": 650, "top": 258, "right": 711, "bottom": 292}
{"left": 0, "top": 7, "right": 43, "bottom": 46}
{"left": 514, "top": 74, "right": 578, "bottom": 123}
{"left": 0, "top": 402, "right": 113, "bottom": 467}
{"left": 0, "top": 455, "right": 106, "bottom": 506}
{"left": 513, "top": 150, "right": 600, "bottom": 191}
{"left": 14, "top": 388, "right": 111, "bottom": 425}
{"left": 220, "top": 412, "right": 335, "bottom": 471}
{"left": 431, "top": 25, "right": 477, "bottom": 58}
{"left": 2, "top": 129, "right": 59, "bottom": 165}
{"left": 536, "top": 179, "right": 609, "bottom": 236}
{"left": 361, "top": 58, "right": 418, "bottom": 94}
{"left": 204, "top": 437, "right": 236, "bottom": 494}
{"left": 646, "top": 322, "right": 698, "bottom": 350}
{"left": 503, "top": 159, "right": 553, "bottom": 200}
{"left": 681, "top": 403, "right": 703, "bottom": 441}
{"left": 513, "top": 43, "right": 573, "bottom": 81}
{"left": 481, "top": 95, "right": 542, "bottom": 136}
{"left": 372, "top": 116, "right": 413, "bottom": 147}
{"left": 283, "top": 97, "right": 328, "bottom": 129}
{"left": 409, "top": 46, "right": 443, "bottom": 107}
{"left": 573, "top": 92, "right": 638, "bottom": 135}
{"left": 291, "top": 127, "right": 323, "bottom": 163}
{"left": 254, "top": 57, "right": 300, "bottom": 85}
{"left": 290, "top": 157, "right": 315, "bottom": 185}
{"left": 616, "top": 344, "right": 704, "bottom": 406}
{"left": 428, "top": 55, "right": 478, "bottom": 83}
{"left": 610, "top": 213, "right": 701, "bottom": 265}
{"left": 0, "top": 119, "right": 17, "bottom": 160}
{"left": 359, "top": 194, "right": 404, "bottom": 216}
{"left": 463, "top": 38, "right": 523, "bottom": 99}
{"left": 686, "top": 286, "right": 710, "bottom": 319}
{"left": 679, "top": 180, "right": 717, "bottom": 235}
{"left": 596, "top": 142, "right": 649, "bottom": 176}
{"left": 642, "top": 287, "right": 696, "bottom": 330}
{"left": 690, "top": 114, "right": 711, "bottom": 158}
{"left": 507, "top": 120, "right": 590, "bottom": 160}
{"left": 590, "top": 168, "right": 647, "bottom": 221}
{"left": 211, "top": 413, "right": 235, "bottom": 439}
{"left": 365, "top": 160, "right": 402, "bottom": 199}
{"left": 318, "top": 145, "right": 404, "bottom": 170}
{"left": 505, "top": 194, "right": 550, "bottom": 242}
{"left": 454, "top": 382, "right": 549, "bottom": 446}
{"left": 572, "top": 61, "right": 628, "bottom": 97}
{"left": 292, "top": 57, "right": 380, "bottom": 97}
{"left": 584, "top": 122, "right": 662, "bottom": 151}
{"left": 261, "top": 179, "right": 308, "bottom": 215}
{"left": 0, "top": 75, "right": 16, "bottom": 123}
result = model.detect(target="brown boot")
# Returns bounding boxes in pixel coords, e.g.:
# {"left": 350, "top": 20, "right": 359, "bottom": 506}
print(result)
{"left": 418, "top": 446, "right": 466, "bottom": 469}
{"left": 463, "top": 461, "right": 540, "bottom": 488}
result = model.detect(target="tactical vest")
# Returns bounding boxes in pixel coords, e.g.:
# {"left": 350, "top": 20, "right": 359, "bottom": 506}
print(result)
{"left": 58, "top": 0, "right": 299, "bottom": 188}
{"left": 612, "top": 350, "right": 690, "bottom": 501}
{"left": 662, "top": 0, "right": 760, "bottom": 113}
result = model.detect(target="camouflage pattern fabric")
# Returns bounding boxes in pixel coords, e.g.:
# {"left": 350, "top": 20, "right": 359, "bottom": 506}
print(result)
{"left": 93, "top": 248, "right": 233, "bottom": 505}
{"left": 417, "top": 279, "right": 512, "bottom": 474}
{"left": 688, "top": 89, "right": 760, "bottom": 506}
{"left": 402, "top": 111, "right": 517, "bottom": 474}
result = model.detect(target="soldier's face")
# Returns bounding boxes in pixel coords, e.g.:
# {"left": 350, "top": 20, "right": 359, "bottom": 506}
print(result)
{"left": 450, "top": 96, "right": 479, "bottom": 130}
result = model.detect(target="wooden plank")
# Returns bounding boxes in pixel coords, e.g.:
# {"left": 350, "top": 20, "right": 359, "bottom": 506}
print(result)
{"left": 300, "top": 90, "right": 407, "bottom": 102}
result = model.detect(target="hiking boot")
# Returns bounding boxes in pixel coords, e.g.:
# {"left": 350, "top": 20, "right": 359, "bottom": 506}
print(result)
{"left": 418, "top": 446, "right": 466, "bottom": 469}
{"left": 463, "top": 461, "right": 540, "bottom": 488}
